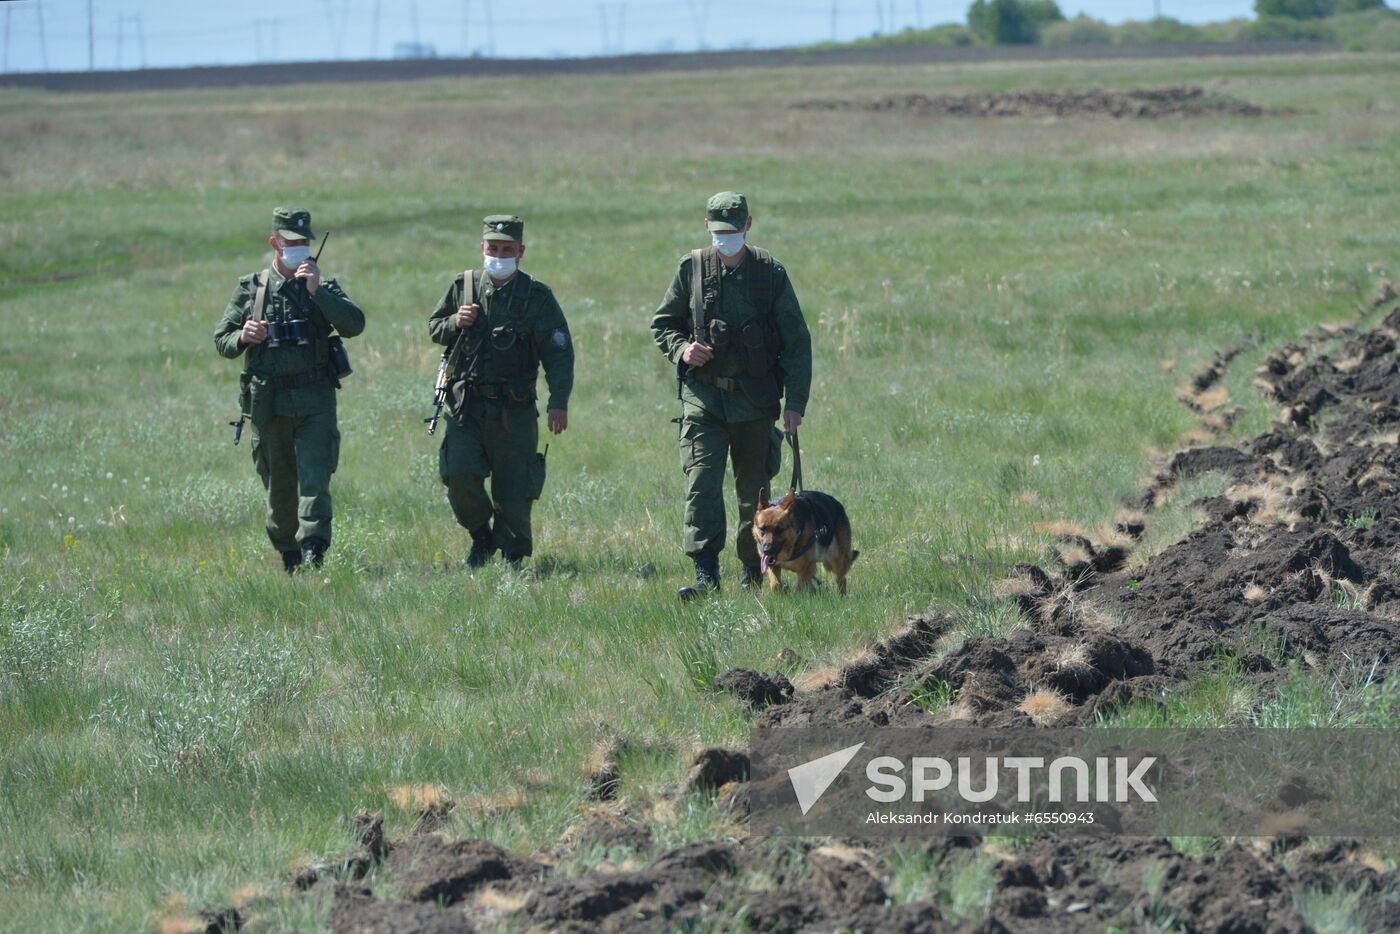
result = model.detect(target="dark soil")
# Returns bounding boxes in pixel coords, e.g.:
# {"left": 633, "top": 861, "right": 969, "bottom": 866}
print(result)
{"left": 258, "top": 288, "right": 1400, "bottom": 931}
{"left": 714, "top": 667, "right": 795, "bottom": 709}
{"left": 794, "top": 85, "right": 1296, "bottom": 120}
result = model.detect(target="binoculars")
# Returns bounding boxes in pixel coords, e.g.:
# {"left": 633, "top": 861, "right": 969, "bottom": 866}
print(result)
{"left": 265, "top": 318, "right": 310, "bottom": 348}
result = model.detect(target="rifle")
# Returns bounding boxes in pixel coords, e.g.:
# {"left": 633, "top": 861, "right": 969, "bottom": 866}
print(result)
{"left": 426, "top": 271, "right": 477, "bottom": 436}
{"left": 426, "top": 341, "right": 458, "bottom": 436}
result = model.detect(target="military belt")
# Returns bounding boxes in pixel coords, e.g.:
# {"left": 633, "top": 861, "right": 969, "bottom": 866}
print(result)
{"left": 266, "top": 366, "right": 334, "bottom": 391}
{"left": 689, "top": 370, "right": 741, "bottom": 393}
{"left": 465, "top": 381, "right": 508, "bottom": 400}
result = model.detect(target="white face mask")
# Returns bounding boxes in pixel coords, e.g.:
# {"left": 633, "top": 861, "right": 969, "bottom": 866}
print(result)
{"left": 279, "top": 244, "right": 311, "bottom": 267}
{"left": 711, "top": 231, "right": 746, "bottom": 257}
{"left": 484, "top": 255, "right": 518, "bottom": 279}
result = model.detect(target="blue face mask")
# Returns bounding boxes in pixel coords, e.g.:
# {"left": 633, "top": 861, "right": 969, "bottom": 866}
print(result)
{"left": 279, "top": 244, "right": 311, "bottom": 267}
{"left": 711, "top": 231, "right": 745, "bottom": 257}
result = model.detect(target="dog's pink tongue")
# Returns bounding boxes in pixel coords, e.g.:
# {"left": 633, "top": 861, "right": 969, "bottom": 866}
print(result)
{"left": 760, "top": 555, "right": 771, "bottom": 574}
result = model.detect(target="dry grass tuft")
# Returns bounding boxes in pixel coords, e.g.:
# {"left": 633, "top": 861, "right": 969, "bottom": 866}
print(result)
{"left": 1114, "top": 508, "right": 1146, "bottom": 531}
{"left": 521, "top": 767, "right": 552, "bottom": 789}
{"left": 1037, "top": 587, "right": 1072, "bottom": 627}
{"left": 587, "top": 741, "right": 619, "bottom": 778}
{"left": 1058, "top": 545, "right": 1093, "bottom": 571}
{"left": 993, "top": 573, "right": 1039, "bottom": 600}
{"left": 648, "top": 797, "right": 678, "bottom": 824}
{"left": 1075, "top": 600, "right": 1121, "bottom": 632}
{"left": 1053, "top": 642, "right": 1093, "bottom": 674}
{"left": 476, "top": 888, "right": 529, "bottom": 913}
{"left": 946, "top": 701, "right": 976, "bottom": 722}
{"left": 1243, "top": 583, "right": 1268, "bottom": 603}
{"left": 1358, "top": 464, "right": 1393, "bottom": 491}
{"left": 1036, "top": 519, "right": 1086, "bottom": 540}
{"left": 388, "top": 783, "right": 447, "bottom": 811}
{"left": 812, "top": 843, "right": 877, "bottom": 867}
{"left": 1090, "top": 525, "right": 1132, "bottom": 552}
{"left": 1019, "top": 688, "right": 1072, "bottom": 726}
{"left": 462, "top": 786, "right": 524, "bottom": 819}
{"left": 156, "top": 897, "right": 206, "bottom": 934}
{"left": 1193, "top": 386, "right": 1230, "bottom": 411}
{"left": 1226, "top": 480, "right": 1301, "bottom": 529}
{"left": 1180, "top": 429, "right": 1216, "bottom": 448}
{"left": 796, "top": 665, "right": 840, "bottom": 693}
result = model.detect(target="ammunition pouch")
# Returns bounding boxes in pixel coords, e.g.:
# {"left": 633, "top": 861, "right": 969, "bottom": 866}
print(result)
{"left": 704, "top": 318, "right": 733, "bottom": 351}
{"left": 327, "top": 335, "right": 352, "bottom": 380}
{"left": 239, "top": 372, "right": 274, "bottom": 424}
{"left": 460, "top": 324, "right": 537, "bottom": 390}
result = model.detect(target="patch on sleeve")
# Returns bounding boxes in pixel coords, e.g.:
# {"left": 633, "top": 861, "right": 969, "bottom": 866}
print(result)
{"left": 552, "top": 328, "right": 569, "bottom": 349}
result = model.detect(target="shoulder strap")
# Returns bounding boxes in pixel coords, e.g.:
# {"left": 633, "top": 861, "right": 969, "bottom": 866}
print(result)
{"left": 465, "top": 269, "right": 479, "bottom": 307}
{"left": 252, "top": 269, "right": 270, "bottom": 323}
{"left": 690, "top": 248, "right": 705, "bottom": 337}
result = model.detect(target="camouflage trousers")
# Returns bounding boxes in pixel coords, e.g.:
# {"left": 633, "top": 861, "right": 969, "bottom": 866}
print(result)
{"left": 678, "top": 407, "right": 783, "bottom": 568}
{"left": 249, "top": 409, "right": 340, "bottom": 552}
{"left": 439, "top": 400, "right": 545, "bottom": 558}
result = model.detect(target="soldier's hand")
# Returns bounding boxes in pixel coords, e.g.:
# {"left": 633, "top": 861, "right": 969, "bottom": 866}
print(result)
{"left": 682, "top": 341, "right": 714, "bottom": 367}
{"left": 784, "top": 410, "right": 803, "bottom": 434}
{"left": 295, "top": 260, "right": 321, "bottom": 295}
{"left": 456, "top": 304, "right": 481, "bottom": 329}
{"left": 240, "top": 319, "right": 268, "bottom": 345}
{"left": 547, "top": 409, "right": 568, "bottom": 435}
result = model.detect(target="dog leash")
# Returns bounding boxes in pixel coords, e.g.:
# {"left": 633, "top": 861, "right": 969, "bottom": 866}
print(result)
{"left": 786, "top": 430, "right": 803, "bottom": 493}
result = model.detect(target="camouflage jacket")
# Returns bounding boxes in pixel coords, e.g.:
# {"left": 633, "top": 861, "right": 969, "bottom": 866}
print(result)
{"left": 214, "top": 265, "right": 365, "bottom": 417}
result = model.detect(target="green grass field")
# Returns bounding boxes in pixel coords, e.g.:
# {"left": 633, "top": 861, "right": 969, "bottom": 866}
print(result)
{"left": 2, "top": 52, "right": 1399, "bottom": 931}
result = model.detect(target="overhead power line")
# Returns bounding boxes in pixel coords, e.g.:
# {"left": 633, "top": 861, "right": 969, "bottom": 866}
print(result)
{"left": 36, "top": 0, "right": 49, "bottom": 71}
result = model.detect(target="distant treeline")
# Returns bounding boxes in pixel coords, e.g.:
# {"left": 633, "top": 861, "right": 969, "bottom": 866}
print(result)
{"left": 813, "top": 0, "right": 1398, "bottom": 51}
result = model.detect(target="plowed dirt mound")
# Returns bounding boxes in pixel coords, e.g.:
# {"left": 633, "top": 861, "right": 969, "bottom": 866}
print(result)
{"left": 794, "top": 85, "right": 1293, "bottom": 119}
{"left": 249, "top": 287, "right": 1398, "bottom": 932}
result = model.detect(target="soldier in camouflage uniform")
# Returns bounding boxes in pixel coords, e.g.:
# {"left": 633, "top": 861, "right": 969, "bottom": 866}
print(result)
{"left": 214, "top": 206, "right": 366, "bottom": 573}
{"left": 428, "top": 215, "right": 574, "bottom": 568}
{"left": 651, "top": 192, "right": 812, "bottom": 600}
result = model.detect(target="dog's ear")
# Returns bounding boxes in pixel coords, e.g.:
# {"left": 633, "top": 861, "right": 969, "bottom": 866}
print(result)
{"left": 778, "top": 490, "right": 797, "bottom": 510}
{"left": 757, "top": 487, "right": 770, "bottom": 510}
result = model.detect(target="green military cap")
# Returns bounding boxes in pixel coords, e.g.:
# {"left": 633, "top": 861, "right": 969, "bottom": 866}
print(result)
{"left": 483, "top": 214, "right": 524, "bottom": 242}
{"left": 705, "top": 191, "right": 748, "bottom": 232}
{"left": 272, "top": 206, "right": 316, "bottom": 241}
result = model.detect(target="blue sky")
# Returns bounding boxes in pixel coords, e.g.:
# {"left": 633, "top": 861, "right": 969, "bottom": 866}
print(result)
{"left": 1, "top": 0, "right": 1258, "bottom": 73}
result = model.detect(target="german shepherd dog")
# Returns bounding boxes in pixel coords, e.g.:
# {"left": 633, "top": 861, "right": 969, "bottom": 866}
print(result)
{"left": 752, "top": 489, "right": 859, "bottom": 595}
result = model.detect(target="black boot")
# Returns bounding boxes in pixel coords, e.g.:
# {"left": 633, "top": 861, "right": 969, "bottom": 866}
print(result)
{"left": 301, "top": 537, "right": 328, "bottom": 569}
{"left": 467, "top": 524, "right": 495, "bottom": 568}
{"left": 740, "top": 563, "right": 763, "bottom": 590}
{"left": 281, "top": 550, "right": 303, "bottom": 575}
{"left": 678, "top": 553, "right": 721, "bottom": 603}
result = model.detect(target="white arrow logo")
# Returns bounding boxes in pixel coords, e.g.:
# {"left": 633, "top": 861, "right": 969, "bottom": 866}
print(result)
{"left": 788, "top": 742, "right": 865, "bottom": 815}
